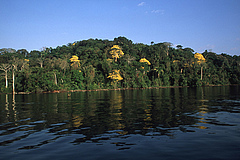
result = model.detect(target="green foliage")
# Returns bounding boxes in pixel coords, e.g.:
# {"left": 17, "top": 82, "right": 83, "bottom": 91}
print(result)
{"left": 38, "top": 73, "right": 59, "bottom": 91}
{"left": 71, "top": 70, "right": 84, "bottom": 90}
{"left": 0, "top": 37, "right": 240, "bottom": 93}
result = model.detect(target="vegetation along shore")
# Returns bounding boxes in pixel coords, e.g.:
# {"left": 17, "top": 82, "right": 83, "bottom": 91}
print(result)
{"left": 1, "top": 37, "right": 240, "bottom": 94}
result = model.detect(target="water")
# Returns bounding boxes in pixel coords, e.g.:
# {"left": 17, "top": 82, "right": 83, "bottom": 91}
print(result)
{"left": 0, "top": 86, "right": 239, "bottom": 160}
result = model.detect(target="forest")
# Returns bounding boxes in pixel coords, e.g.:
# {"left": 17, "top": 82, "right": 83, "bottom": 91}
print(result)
{"left": 0, "top": 36, "right": 240, "bottom": 93}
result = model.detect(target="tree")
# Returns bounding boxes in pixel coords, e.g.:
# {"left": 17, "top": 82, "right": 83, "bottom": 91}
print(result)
{"left": 11, "top": 57, "right": 20, "bottom": 93}
{"left": 123, "top": 54, "right": 136, "bottom": 65}
{"left": 0, "top": 48, "right": 16, "bottom": 55}
{"left": 163, "top": 42, "right": 172, "bottom": 56}
{"left": 28, "top": 50, "right": 41, "bottom": 58}
{"left": 183, "top": 47, "right": 195, "bottom": 53}
{"left": 194, "top": 53, "right": 206, "bottom": 80}
{"left": 70, "top": 70, "right": 84, "bottom": 90}
{"left": 58, "top": 56, "right": 70, "bottom": 75}
{"left": 139, "top": 58, "right": 151, "bottom": 65}
{"left": 0, "top": 64, "right": 11, "bottom": 88}
{"left": 36, "top": 57, "right": 44, "bottom": 68}
{"left": 109, "top": 45, "right": 124, "bottom": 62}
{"left": 17, "top": 49, "right": 29, "bottom": 58}
{"left": 19, "top": 59, "right": 29, "bottom": 71}
{"left": 70, "top": 55, "right": 80, "bottom": 69}
{"left": 194, "top": 53, "right": 206, "bottom": 62}
{"left": 107, "top": 70, "right": 123, "bottom": 81}
{"left": 114, "top": 36, "right": 133, "bottom": 47}
{"left": 0, "top": 37, "right": 239, "bottom": 92}
{"left": 107, "top": 70, "right": 123, "bottom": 88}
{"left": 176, "top": 45, "right": 183, "bottom": 49}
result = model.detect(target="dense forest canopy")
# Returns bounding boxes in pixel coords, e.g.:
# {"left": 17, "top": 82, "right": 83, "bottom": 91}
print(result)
{"left": 0, "top": 36, "right": 240, "bottom": 93}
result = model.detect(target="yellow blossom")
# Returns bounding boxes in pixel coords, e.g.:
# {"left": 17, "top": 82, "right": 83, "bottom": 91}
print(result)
{"left": 70, "top": 55, "right": 80, "bottom": 67}
{"left": 107, "top": 70, "right": 123, "bottom": 81}
{"left": 109, "top": 45, "right": 124, "bottom": 62}
{"left": 173, "top": 60, "right": 180, "bottom": 63}
{"left": 139, "top": 58, "right": 151, "bottom": 65}
{"left": 194, "top": 53, "right": 206, "bottom": 64}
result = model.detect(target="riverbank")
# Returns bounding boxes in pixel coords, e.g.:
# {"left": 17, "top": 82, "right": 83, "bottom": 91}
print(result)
{"left": 12, "top": 86, "right": 189, "bottom": 94}
{"left": 1, "top": 84, "right": 239, "bottom": 95}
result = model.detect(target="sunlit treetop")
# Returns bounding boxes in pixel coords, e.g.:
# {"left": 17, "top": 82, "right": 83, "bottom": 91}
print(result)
{"left": 70, "top": 55, "right": 80, "bottom": 67}
{"left": 194, "top": 53, "right": 206, "bottom": 62}
{"left": 139, "top": 58, "right": 151, "bottom": 65}
{"left": 111, "top": 45, "right": 123, "bottom": 51}
{"left": 109, "top": 45, "right": 124, "bottom": 62}
{"left": 70, "top": 55, "right": 79, "bottom": 62}
{"left": 107, "top": 70, "right": 123, "bottom": 81}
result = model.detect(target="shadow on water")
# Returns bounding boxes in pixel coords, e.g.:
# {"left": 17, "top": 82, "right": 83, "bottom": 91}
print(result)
{"left": 0, "top": 86, "right": 240, "bottom": 159}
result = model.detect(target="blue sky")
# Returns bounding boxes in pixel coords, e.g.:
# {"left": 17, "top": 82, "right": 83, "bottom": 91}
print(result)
{"left": 0, "top": 0, "right": 240, "bottom": 55}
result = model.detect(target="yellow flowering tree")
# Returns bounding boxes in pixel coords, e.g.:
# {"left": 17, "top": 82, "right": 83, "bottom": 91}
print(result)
{"left": 107, "top": 69, "right": 123, "bottom": 88}
{"left": 107, "top": 70, "right": 123, "bottom": 81}
{"left": 70, "top": 55, "right": 80, "bottom": 69}
{"left": 194, "top": 53, "right": 206, "bottom": 64}
{"left": 107, "top": 70, "right": 123, "bottom": 88}
{"left": 194, "top": 53, "right": 206, "bottom": 80}
{"left": 109, "top": 45, "right": 124, "bottom": 62}
{"left": 139, "top": 58, "right": 151, "bottom": 72}
{"left": 139, "top": 58, "right": 151, "bottom": 65}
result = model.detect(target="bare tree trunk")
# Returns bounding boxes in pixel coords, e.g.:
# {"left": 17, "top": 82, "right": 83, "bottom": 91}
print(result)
{"left": 0, "top": 64, "right": 11, "bottom": 88}
{"left": 40, "top": 62, "right": 43, "bottom": 68}
{"left": 12, "top": 63, "right": 18, "bottom": 94}
{"left": 201, "top": 67, "right": 203, "bottom": 80}
{"left": 5, "top": 71, "right": 8, "bottom": 88}
{"left": 54, "top": 72, "right": 57, "bottom": 85}
{"left": 37, "top": 58, "right": 44, "bottom": 68}
{"left": 12, "top": 70, "right": 15, "bottom": 94}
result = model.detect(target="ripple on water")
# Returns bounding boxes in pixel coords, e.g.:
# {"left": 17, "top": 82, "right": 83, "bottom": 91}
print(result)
{"left": 0, "top": 87, "right": 240, "bottom": 160}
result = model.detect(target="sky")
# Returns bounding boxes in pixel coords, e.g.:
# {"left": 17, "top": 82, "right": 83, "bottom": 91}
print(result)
{"left": 0, "top": 0, "right": 240, "bottom": 55}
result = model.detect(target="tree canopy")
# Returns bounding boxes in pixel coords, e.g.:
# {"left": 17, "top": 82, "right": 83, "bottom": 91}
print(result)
{"left": 0, "top": 36, "right": 239, "bottom": 93}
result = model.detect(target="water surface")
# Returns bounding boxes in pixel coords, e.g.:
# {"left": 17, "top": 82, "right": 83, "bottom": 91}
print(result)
{"left": 0, "top": 86, "right": 240, "bottom": 160}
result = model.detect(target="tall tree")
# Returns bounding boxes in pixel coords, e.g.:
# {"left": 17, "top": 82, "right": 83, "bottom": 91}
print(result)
{"left": 123, "top": 54, "right": 136, "bottom": 65}
{"left": 0, "top": 64, "right": 11, "bottom": 88}
{"left": 17, "top": 49, "right": 29, "bottom": 58}
{"left": 194, "top": 53, "right": 206, "bottom": 80}
{"left": 58, "top": 55, "right": 70, "bottom": 75}
{"left": 109, "top": 45, "right": 124, "bottom": 62}
{"left": 163, "top": 42, "right": 172, "bottom": 56}
{"left": 11, "top": 57, "right": 19, "bottom": 94}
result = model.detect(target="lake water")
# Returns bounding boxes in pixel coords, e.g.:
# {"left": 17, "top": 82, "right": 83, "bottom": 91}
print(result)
{"left": 0, "top": 86, "right": 240, "bottom": 160}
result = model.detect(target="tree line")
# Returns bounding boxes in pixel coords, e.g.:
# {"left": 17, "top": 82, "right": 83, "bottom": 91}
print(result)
{"left": 0, "top": 36, "right": 240, "bottom": 93}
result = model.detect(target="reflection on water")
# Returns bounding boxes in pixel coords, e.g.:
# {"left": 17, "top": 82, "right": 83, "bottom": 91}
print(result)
{"left": 0, "top": 86, "right": 240, "bottom": 159}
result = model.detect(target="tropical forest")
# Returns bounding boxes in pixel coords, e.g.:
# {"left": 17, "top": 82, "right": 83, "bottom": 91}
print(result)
{"left": 0, "top": 36, "right": 240, "bottom": 93}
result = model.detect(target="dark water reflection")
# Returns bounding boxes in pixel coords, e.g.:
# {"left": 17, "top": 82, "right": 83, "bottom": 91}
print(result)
{"left": 0, "top": 86, "right": 240, "bottom": 160}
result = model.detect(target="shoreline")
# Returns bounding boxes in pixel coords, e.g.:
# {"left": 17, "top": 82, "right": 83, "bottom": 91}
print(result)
{"left": 1, "top": 84, "right": 239, "bottom": 95}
